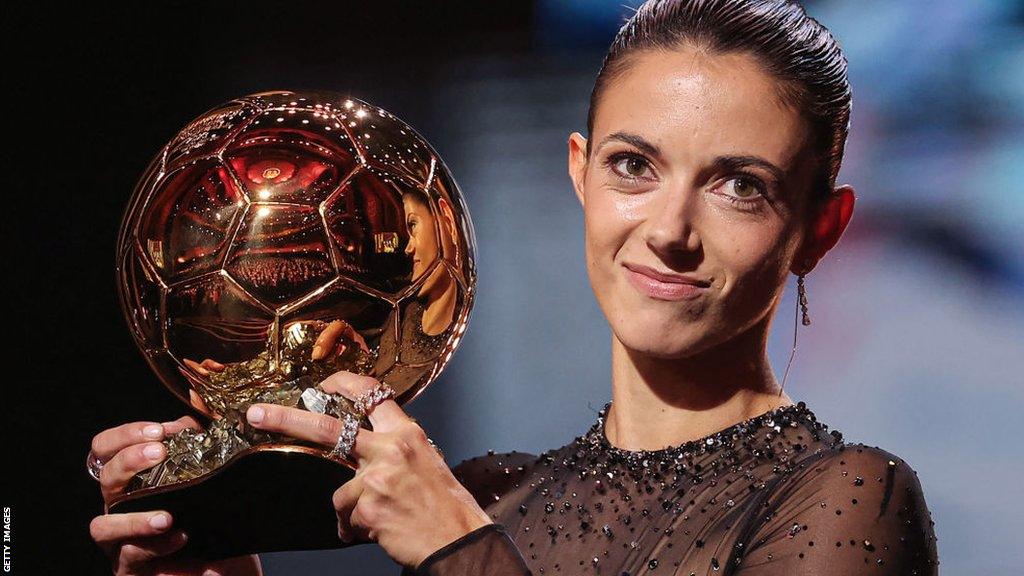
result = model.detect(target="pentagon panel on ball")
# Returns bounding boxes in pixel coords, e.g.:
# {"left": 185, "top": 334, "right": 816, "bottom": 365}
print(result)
{"left": 112, "top": 90, "right": 477, "bottom": 558}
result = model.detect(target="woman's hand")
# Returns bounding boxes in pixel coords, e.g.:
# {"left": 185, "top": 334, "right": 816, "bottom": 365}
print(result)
{"left": 88, "top": 417, "right": 262, "bottom": 576}
{"left": 244, "top": 371, "right": 492, "bottom": 568}
{"left": 311, "top": 319, "right": 371, "bottom": 360}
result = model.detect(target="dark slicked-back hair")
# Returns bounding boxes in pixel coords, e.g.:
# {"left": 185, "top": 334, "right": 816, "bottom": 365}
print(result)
{"left": 587, "top": 0, "right": 851, "bottom": 212}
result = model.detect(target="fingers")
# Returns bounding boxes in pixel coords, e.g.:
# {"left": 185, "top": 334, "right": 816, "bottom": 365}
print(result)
{"left": 91, "top": 421, "right": 166, "bottom": 463}
{"left": 246, "top": 403, "right": 397, "bottom": 467}
{"left": 313, "top": 320, "right": 346, "bottom": 360}
{"left": 320, "top": 371, "right": 408, "bottom": 433}
{"left": 184, "top": 357, "right": 226, "bottom": 376}
{"left": 183, "top": 358, "right": 208, "bottom": 376}
{"left": 245, "top": 403, "right": 367, "bottom": 448}
{"left": 332, "top": 476, "right": 364, "bottom": 543}
{"left": 91, "top": 416, "right": 201, "bottom": 460}
{"left": 90, "top": 511, "right": 188, "bottom": 569}
{"left": 117, "top": 531, "right": 190, "bottom": 571}
{"left": 183, "top": 358, "right": 205, "bottom": 375}
{"left": 313, "top": 320, "right": 371, "bottom": 360}
{"left": 89, "top": 511, "right": 175, "bottom": 546}
{"left": 200, "top": 358, "right": 225, "bottom": 372}
{"left": 99, "top": 441, "right": 168, "bottom": 503}
{"left": 94, "top": 417, "right": 202, "bottom": 504}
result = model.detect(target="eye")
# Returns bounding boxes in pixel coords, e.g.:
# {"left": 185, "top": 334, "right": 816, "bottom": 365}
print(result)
{"left": 605, "top": 152, "right": 655, "bottom": 182}
{"left": 720, "top": 175, "right": 766, "bottom": 202}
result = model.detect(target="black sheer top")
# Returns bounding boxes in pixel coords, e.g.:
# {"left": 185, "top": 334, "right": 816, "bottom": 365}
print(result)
{"left": 409, "top": 401, "right": 938, "bottom": 575}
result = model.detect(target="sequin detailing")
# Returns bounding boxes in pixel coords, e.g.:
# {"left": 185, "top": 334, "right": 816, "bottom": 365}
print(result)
{"left": 414, "top": 401, "right": 939, "bottom": 576}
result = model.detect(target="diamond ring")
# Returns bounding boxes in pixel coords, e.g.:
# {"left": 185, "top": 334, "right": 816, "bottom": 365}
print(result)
{"left": 86, "top": 450, "right": 105, "bottom": 482}
{"left": 327, "top": 412, "right": 361, "bottom": 462}
{"left": 353, "top": 382, "right": 396, "bottom": 417}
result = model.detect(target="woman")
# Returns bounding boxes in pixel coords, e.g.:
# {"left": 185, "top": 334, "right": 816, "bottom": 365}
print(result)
{"left": 88, "top": 1, "right": 939, "bottom": 574}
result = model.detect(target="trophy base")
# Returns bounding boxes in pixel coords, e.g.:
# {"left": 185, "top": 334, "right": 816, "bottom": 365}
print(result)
{"left": 109, "top": 447, "right": 355, "bottom": 560}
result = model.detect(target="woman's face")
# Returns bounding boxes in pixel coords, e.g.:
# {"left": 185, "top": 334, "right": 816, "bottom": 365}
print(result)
{"left": 569, "top": 46, "right": 820, "bottom": 359}
{"left": 403, "top": 194, "right": 442, "bottom": 295}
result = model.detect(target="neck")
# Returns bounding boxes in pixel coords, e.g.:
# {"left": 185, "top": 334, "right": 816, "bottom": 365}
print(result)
{"left": 605, "top": 316, "right": 793, "bottom": 451}
{"left": 421, "top": 276, "right": 457, "bottom": 336}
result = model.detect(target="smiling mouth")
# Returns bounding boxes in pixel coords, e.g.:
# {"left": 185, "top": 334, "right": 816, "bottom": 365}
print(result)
{"left": 623, "top": 263, "right": 709, "bottom": 301}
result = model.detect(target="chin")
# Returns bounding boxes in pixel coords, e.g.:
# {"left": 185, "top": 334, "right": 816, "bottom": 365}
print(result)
{"left": 612, "top": 314, "right": 714, "bottom": 360}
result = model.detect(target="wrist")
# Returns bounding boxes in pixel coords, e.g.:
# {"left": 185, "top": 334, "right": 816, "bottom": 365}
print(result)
{"left": 460, "top": 506, "right": 494, "bottom": 534}
{"left": 418, "top": 506, "right": 493, "bottom": 567}
{"left": 416, "top": 524, "right": 507, "bottom": 575}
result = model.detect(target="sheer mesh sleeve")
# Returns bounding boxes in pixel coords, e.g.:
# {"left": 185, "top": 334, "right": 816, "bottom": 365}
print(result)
{"left": 396, "top": 453, "right": 536, "bottom": 576}
{"left": 412, "top": 524, "right": 532, "bottom": 576}
{"left": 735, "top": 445, "right": 938, "bottom": 575}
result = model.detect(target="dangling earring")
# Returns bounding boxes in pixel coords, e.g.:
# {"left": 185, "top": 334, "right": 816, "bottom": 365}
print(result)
{"left": 779, "top": 261, "right": 811, "bottom": 396}
{"left": 798, "top": 273, "right": 811, "bottom": 326}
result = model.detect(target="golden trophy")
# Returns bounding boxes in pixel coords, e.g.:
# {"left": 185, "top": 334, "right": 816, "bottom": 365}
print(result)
{"left": 111, "top": 90, "right": 476, "bottom": 558}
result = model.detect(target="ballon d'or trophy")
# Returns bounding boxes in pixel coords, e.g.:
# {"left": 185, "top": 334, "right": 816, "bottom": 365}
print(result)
{"left": 111, "top": 90, "right": 476, "bottom": 559}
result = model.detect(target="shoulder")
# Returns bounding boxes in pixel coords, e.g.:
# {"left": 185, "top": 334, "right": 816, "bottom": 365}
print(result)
{"left": 794, "top": 442, "right": 929, "bottom": 507}
{"left": 772, "top": 441, "right": 933, "bottom": 529}
{"left": 451, "top": 451, "right": 541, "bottom": 508}
{"left": 768, "top": 404, "right": 929, "bottom": 510}
{"left": 745, "top": 442, "right": 938, "bottom": 574}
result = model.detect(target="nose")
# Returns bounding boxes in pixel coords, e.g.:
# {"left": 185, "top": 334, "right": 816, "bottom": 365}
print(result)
{"left": 404, "top": 236, "right": 415, "bottom": 256}
{"left": 643, "top": 185, "right": 702, "bottom": 257}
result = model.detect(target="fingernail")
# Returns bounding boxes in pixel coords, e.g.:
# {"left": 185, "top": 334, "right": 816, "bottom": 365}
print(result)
{"left": 144, "top": 443, "right": 164, "bottom": 460}
{"left": 247, "top": 405, "right": 265, "bottom": 424}
{"left": 149, "top": 513, "right": 170, "bottom": 530}
{"left": 143, "top": 424, "right": 163, "bottom": 439}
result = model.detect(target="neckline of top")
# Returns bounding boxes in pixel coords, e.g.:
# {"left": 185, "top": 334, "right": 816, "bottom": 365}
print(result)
{"left": 590, "top": 400, "right": 816, "bottom": 458}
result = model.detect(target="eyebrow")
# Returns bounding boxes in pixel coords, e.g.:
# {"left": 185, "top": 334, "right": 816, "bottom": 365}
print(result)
{"left": 596, "top": 131, "right": 788, "bottom": 186}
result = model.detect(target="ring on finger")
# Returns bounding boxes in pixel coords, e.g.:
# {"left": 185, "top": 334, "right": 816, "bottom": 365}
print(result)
{"left": 353, "top": 382, "right": 396, "bottom": 417}
{"left": 86, "top": 450, "right": 105, "bottom": 481}
{"left": 327, "top": 412, "right": 361, "bottom": 462}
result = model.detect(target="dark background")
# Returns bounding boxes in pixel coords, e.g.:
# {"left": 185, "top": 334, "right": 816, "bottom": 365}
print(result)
{"left": 8, "top": 1, "right": 1023, "bottom": 574}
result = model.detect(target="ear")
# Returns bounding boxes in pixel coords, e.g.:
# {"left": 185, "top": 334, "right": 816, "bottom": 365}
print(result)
{"left": 436, "top": 196, "right": 459, "bottom": 258}
{"left": 436, "top": 196, "right": 456, "bottom": 233}
{"left": 567, "top": 132, "right": 589, "bottom": 208}
{"left": 792, "top": 184, "right": 856, "bottom": 274}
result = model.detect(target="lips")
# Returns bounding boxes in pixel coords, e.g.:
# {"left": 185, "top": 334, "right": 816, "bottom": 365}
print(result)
{"left": 622, "top": 262, "right": 710, "bottom": 301}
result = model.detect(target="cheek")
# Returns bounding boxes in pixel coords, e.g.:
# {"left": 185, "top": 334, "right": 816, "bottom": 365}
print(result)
{"left": 584, "top": 187, "right": 647, "bottom": 259}
{"left": 608, "top": 193, "right": 647, "bottom": 223}
{"left": 429, "top": 235, "right": 442, "bottom": 261}
{"left": 712, "top": 225, "right": 792, "bottom": 304}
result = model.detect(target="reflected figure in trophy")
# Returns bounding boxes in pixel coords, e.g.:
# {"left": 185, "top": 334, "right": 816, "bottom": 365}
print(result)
{"left": 179, "top": 186, "right": 461, "bottom": 416}
{"left": 399, "top": 189, "right": 460, "bottom": 344}
{"left": 313, "top": 188, "right": 461, "bottom": 395}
